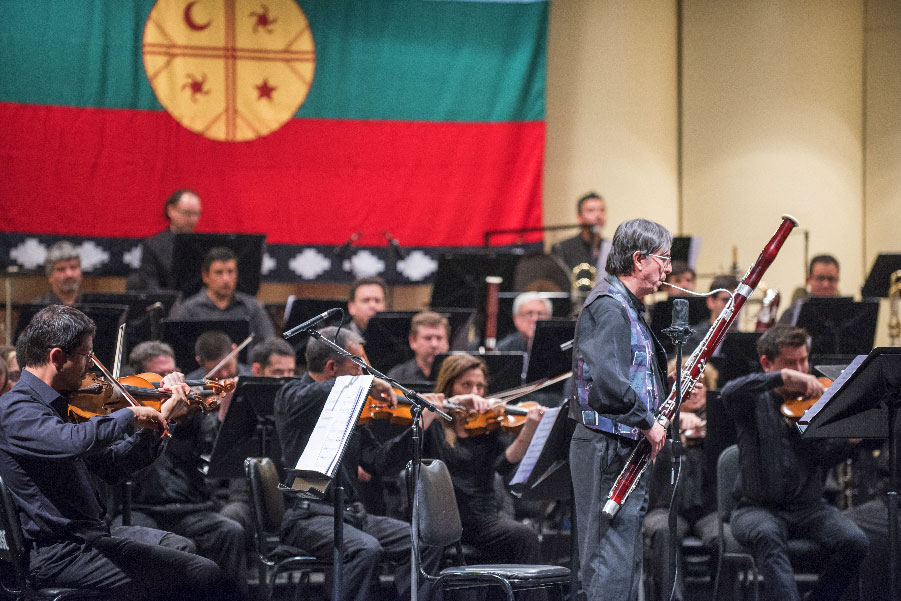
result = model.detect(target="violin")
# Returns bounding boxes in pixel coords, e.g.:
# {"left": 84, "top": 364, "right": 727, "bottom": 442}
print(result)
{"left": 780, "top": 377, "right": 833, "bottom": 423}
{"left": 450, "top": 399, "right": 542, "bottom": 436}
{"left": 358, "top": 392, "right": 415, "bottom": 426}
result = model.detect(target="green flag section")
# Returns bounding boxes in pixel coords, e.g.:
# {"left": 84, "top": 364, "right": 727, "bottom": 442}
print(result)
{"left": 0, "top": 0, "right": 546, "bottom": 251}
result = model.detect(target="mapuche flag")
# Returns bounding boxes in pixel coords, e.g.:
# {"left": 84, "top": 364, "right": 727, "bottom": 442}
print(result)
{"left": 0, "top": 0, "right": 547, "bottom": 277}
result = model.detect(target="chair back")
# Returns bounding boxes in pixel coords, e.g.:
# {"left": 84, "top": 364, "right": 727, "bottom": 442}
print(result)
{"left": 244, "top": 457, "right": 286, "bottom": 551}
{"left": 716, "top": 444, "right": 740, "bottom": 524}
{"left": 412, "top": 459, "right": 462, "bottom": 548}
{"left": 0, "top": 475, "right": 30, "bottom": 594}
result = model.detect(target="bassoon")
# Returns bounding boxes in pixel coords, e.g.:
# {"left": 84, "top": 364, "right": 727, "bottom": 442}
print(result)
{"left": 602, "top": 214, "right": 799, "bottom": 519}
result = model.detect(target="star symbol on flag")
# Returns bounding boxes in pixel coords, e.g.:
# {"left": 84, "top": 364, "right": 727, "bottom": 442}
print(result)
{"left": 255, "top": 78, "right": 276, "bottom": 101}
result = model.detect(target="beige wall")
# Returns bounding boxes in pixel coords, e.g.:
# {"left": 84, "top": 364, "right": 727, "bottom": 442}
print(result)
{"left": 546, "top": 0, "right": 901, "bottom": 344}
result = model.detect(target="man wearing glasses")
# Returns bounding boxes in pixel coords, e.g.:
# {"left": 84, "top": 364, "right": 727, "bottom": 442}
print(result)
{"left": 569, "top": 218, "right": 673, "bottom": 601}
{"left": 129, "top": 188, "right": 203, "bottom": 290}
{"left": 779, "top": 254, "right": 841, "bottom": 325}
{"left": 0, "top": 305, "right": 229, "bottom": 599}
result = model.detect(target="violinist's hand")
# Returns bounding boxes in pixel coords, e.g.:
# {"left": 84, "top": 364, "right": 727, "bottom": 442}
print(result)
{"left": 371, "top": 378, "right": 398, "bottom": 408}
{"left": 420, "top": 393, "right": 445, "bottom": 429}
{"left": 679, "top": 411, "right": 704, "bottom": 432}
{"left": 129, "top": 406, "right": 169, "bottom": 434}
{"left": 160, "top": 372, "right": 186, "bottom": 387}
{"left": 448, "top": 394, "right": 492, "bottom": 414}
{"left": 641, "top": 421, "right": 667, "bottom": 462}
{"left": 357, "top": 466, "right": 372, "bottom": 483}
{"left": 780, "top": 369, "right": 825, "bottom": 398}
{"left": 519, "top": 404, "right": 547, "bottom": 442}
{"left": 159, "top": 382, "right": 191, "bottom": 422}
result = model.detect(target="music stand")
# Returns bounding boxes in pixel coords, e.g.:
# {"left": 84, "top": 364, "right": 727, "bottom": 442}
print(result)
{"left": 14, "top": 304, "right": 129, "bottom": 365}
{"left": 861, "top": 253, "right": 901, "bottom": 298}
{"left": 160, "top": 317, "right": 250, "bottom": 374}
{"left": 429, "top": 250, "right": 524, "bottom": 309}
{"left": 799, "top": 348, "right": 901, "bottom": 601}
{"left": 795, "top": 297, "right": 879, "bottom": 356}
{"left": 207, "top": 376, "right": 293, "bottom": 479}
{"left": 670, "top": 235, "right": 702, "bottom": 269}
{"left": 80, "top": 291, "right": 181, "bottom": 347}
{"left": 717, "top": 332, "right": 763, "bottom": 388}
{"left": 171, "top": 233, "right": 266, "bottom": 297}
{"left": 429, "top": 352, "right": 526, "bottom": 393}
{"left": 362, "top": 311, "right": 419, "bottom": 373}
{"left": 282, "top": 297, "right": 346, "bottom": 367}
{"left": 429, "top": 307, "right": 478, "bottom": 351}
{"left": 525, "top": 319, "right": 575, "bottom": 383}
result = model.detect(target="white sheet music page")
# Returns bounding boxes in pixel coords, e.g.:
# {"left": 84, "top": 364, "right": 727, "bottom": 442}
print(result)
{"left": 295, "top": 374, "right": 373, "bottom": 478}
{"left": 509, "top": 406, "right": 561, "bottom": 486}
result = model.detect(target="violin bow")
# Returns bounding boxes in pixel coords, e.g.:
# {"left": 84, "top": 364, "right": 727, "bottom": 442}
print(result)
{"left": 204, "top": 333, "right": 254, "bottom": 380}
{"left": 90, "top": 354, "right": 171, "bottom": 437}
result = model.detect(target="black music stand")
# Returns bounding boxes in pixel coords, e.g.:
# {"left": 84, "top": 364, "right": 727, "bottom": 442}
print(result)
{"left": 171, "top": 233, "right": 266, "bottom": 297}
{"left": 14, "top": 303, "right": 129, "bottom": 365}
{"left": 282, "top": 298, "right": 346, "bottom": 367}
{"left": 799, "top": 348, "right": 901, "bottom": 601}
{"left": 429, "top": 351, "right": 527, "bottom": 393}
{"left": 429, "top": 250, "right": 523, "bottom": 309}
{"left": 651, "top": 297, "right": 710, "bottom": 355}
{"left": 363, "top": 311, "right": 419, "bottom": 373}
{"left": 429, "top": 307, "right": 478, "bottom": 351}
{"left": 525, "top": 319, "right": 575, "bottom": 383}
{"left": 160, "top": 317, "right": 250, "bottom": 374}
{"left": 670, "top": 235, "right": 702, "bottom": 269}
{"left": 795, "top": 297, "right": 879, "bottom": 356}
{"left": 81, "top": 291, "right": 181, "bottom": 347}
{"left": 207, "top": 376, "right": 293, "bottom": 479}
{"left": 861, "top": 253, "right": 901, "bottom": 298}
{"left": 717, "top": 332, "right": 763, "bottom": 388}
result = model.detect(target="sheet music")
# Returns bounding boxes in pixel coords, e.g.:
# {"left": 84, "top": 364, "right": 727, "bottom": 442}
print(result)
{"left": 799, "top": 354, "right": 867, "bottom": 427}
{"left": 509, "top": 407, "right": 561, "bottom": 486}
{"left": 291, "top": 375, "right": 372, "bottom": 495}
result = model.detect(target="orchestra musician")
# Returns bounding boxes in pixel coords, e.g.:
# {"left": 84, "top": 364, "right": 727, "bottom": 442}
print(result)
{"left": 422, "top": 354, "right": 546, "bottom": 564}
{"left": 170, "top": 247, "right": 275, "bottom": 342}
{"left": 568, "top": 218, "right": 671, "bottom": 601}
{"left": 551, "top": 191, "right": 608, "bottom": 271}
{"left": 496, "top": 291, "right": 552, "bottom": 354}
{"left": 684, "top": 274, "right": 740, "bottom": 359}
{"left": 720, "top": 324, "right": 867, "bottom": 601}
{"left": 386, "top": 310, "right": 449, "bottom": 384}
{"left": 129, "top": 188, "right": 202, "bottom": 291}
{"left": 128, "top": 340, "right": 177, "bottom": 377}
{"left": 250, "top": 336, "right": 296, "bottom": 378}
{"left": 779, "top": 254, "right": 841, "bottom": 324}
{"left": 346, "top": 276, "right": 388, "bottom": 336}
{"left": 33, "top": 240, "right": 83, "bottom": 306}
{"left": 664, "top": 261, "right": 696, "bottom": 298}
{"left": 642, "top": 358, "right": 718, "bottom": 601}
{"left": 273, "top": 326, "right": 442, "bottom": 601}
{"left": 0, "top": 305, "right": 229, "bottom": 600}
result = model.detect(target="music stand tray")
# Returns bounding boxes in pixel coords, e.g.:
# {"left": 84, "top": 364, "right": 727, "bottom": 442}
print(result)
{"left": 207, "top": 376, "right": 294, "bottom": 479}
{"left": 508, "top": 402, "right": 574, "bottom": 501}
{"left": 795, "top": 297, "right": 879, "bottom": 357}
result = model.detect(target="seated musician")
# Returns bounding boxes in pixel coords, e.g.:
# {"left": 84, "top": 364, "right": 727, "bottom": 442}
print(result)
{"left": 642, "top": 358, "right": 718, "bottom": 601}
{"left": 125, "top": 333, "right": 253, "bottom": 600}
{"left": 129, "top": 188, "right": 202, "bottom": 291}
{"left": 720, "top": 325, "right": 867, "bottom": 601}
{"left": 551, "top": 191, "right": 607, "bottom": 271}
{"left": 664, "top": 261, "right": 696, "bottom": 297}
{"left": 684, "top": 274, "right": 739, "bottom": 357}
{"left": 128, "top": 339, "right": 177, "bottom": 377}
{"left": 0, "top": 346, "right": 19, "bottom": 394}
{"left": 779, "top": 254, "right": 841, "bottom": 324}
{"left": 496, "top": 291, "right": 552, "bottom": 354}
{"left": 170, "top": 246, "right": 275, "bottom": 342}
{"left": 185, "top": 330, "right": 254, "bottom": 382}
{"left": 33, "top": 240, "right": 83, "bottom": 306}
{"left": 386, "top": 310, "right": 450, "bottom": 384}
{"left": 346, "top": 276, "right": 387, "bottom": 336}
{"left": 273, "top": 326, "right": 442, "bottom": 601}
{"left": 423, "top": 353, "right": 546, "bottom": 564}
{"left": 0, "top": 305, "right": 228, "bottom": 600}
{"left": 250, "top": 336, "right": 296, "bottom": 377}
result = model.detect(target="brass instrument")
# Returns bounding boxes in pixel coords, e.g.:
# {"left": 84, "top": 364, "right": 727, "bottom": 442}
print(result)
{"left": 571, "top": 262, "right": 596, "bottom": 315}
{"left": 889, "top": 270, "right": 901, "bottom": 346}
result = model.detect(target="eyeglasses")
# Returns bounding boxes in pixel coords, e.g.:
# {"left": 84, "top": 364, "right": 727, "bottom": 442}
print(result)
{"left": 811, "top": 275, "right": 838, "bottom": 283}
{"left": 647, "top": 253, "right": 672, "bottom": 266}
{"left": 68, "top": 349, "right": 94, "bottom": 359}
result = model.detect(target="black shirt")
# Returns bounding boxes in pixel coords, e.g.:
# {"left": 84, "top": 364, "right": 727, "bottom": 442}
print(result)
{"left": 387, "top": 358, "right": 430, "bottom": 385}
{"left": 721, "top": 370, "right": 850, "bottom": 509}
{"left": 0, "top": 370, "right": 160, "bottom": 542}
{"left": 134, "top": 229, "right": 176, "bottom": 291}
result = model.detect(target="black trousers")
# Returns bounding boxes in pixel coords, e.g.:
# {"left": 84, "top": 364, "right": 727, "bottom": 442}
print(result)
{"left": 29, "top": 525, "right": 229, "bottom": 600}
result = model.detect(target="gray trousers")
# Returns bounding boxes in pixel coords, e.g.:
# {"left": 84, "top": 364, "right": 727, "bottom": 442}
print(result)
{"left": 570, "top": 424, "right": 650, "bottom": 601}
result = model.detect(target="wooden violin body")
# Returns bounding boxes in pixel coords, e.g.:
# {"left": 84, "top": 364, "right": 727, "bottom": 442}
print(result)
{"left": 780, "top": 377, "right": 833, "bottom": 423}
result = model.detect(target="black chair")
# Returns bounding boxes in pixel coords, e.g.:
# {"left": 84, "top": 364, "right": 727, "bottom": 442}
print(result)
{"left": 712, "top": 445, "right": 826, "bottom": 601}
{"left": 410, "top": 459, "right": 570, "bottom": 601}
{"left": 244, "top": 457, "right": 330, "bottom": 601}
{"left": 0, "top": 476, "right": 111, "bottom": 600}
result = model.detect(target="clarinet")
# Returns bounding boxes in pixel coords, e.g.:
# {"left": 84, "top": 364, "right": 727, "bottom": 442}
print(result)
{"left": 602, "top": 214, "right": 799, "bottom": 519}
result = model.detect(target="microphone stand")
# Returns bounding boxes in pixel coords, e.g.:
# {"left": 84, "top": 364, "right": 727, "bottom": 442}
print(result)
{"left": 300, "top": 328, "right": 453, "bottom": 601}
{"left": 662, "top": 316, "right": 692, "bottom": 601}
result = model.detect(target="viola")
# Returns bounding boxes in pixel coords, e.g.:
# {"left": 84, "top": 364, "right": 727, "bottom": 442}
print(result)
{"left": 780, "top": 377, "right": 833, "bottom": 423}
{"left": 453, "top": 399, "right": 542, "bottom": 436}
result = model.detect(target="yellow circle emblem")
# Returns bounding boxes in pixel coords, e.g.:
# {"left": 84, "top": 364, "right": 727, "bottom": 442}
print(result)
{"left": 142, "top": 0, "right": 315, "bottom": 142}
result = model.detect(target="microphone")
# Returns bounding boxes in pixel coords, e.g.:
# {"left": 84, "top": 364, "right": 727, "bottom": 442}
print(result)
{"left": 283, "top": 308, "right": 343, "bottom": 341}
{"left": 672, "top": 298, "right": 689, "bottom": 330}
{"left": 334, "top": 232, "right": 361, "bottom": 256}
{"left": 383, "top": 231, "right": 408, "bottom": 260}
